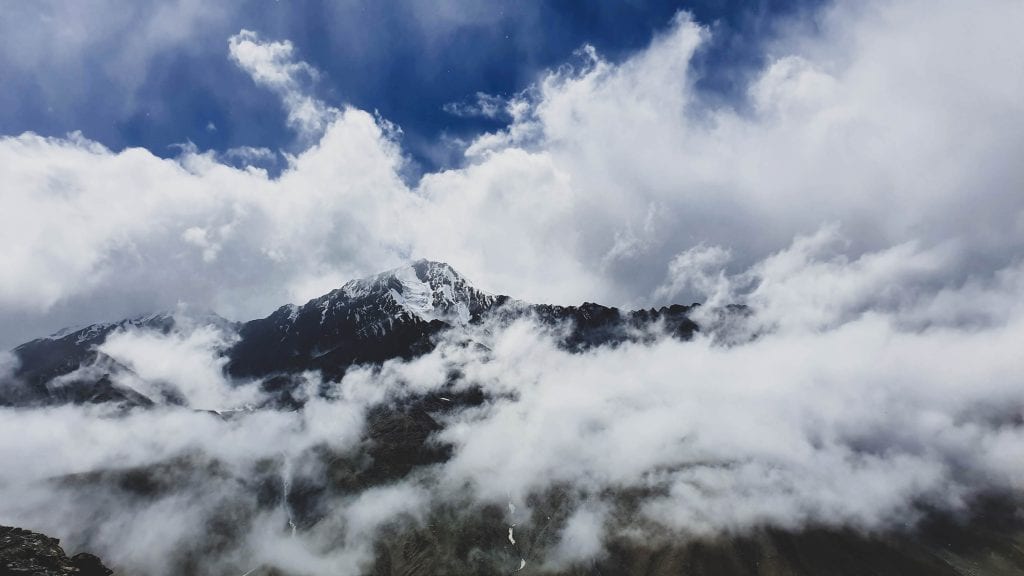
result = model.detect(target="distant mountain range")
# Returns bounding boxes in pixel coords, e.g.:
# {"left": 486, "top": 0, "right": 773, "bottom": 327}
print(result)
{"left": 1, "top": 260, "right": 699, "bottom": 408}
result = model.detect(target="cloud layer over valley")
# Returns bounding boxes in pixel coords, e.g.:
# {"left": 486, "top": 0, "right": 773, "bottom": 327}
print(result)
{"left": 1, "top": 243, "right": 1023, "bottom": 573}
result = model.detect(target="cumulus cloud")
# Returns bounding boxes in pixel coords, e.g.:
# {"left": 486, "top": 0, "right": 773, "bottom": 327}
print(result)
{"left": 0, "top": 110, "right": 412, "bottom": 345}
{"left": 2, "top": 0, "right": 1023, "bottom": 348}
{"left": 222, "top": 145, "right": 279, "bottom": 169}
{"left": 653, "top": 243, "right": 733, "bottom": 305}
{"left": 469, "top": 0, "right": 1023, "bottom": 304}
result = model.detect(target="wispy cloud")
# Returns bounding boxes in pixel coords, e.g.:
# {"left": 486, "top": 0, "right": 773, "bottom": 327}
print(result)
{"left": 228, "top": 30, "right": 336, "bottom": 141}
{"left": 442, "top": 92, "right": 511, "bottom": 119}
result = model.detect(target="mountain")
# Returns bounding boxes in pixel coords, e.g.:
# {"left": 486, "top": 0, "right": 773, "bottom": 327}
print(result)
{"left": 226, "top": 260, "right": 501, "bottom": 380}
{"left": 1, "top": 312, "right": 236, "bottom": 408}
{"left": 0, "top": 260, "right": 699, "bottom": 408}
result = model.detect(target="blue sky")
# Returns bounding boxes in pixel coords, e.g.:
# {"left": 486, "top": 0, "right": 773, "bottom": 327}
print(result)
{"left": 1, "top": 0, "right": 816, "bottom": 176}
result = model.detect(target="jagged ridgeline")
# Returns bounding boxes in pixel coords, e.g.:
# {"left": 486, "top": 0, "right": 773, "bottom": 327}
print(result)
{"left": 2, "top": 260, "right": 699, "bottom": 408}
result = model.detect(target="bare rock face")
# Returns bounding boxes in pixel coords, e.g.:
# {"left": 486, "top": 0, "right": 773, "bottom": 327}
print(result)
{"left": 0, "top": 526, "right": 112, "bottom": 576}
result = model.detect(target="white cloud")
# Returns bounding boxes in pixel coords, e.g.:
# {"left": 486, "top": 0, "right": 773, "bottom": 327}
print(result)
{"left": 653, "top": 243, "right": 733, "bottom": 305}
{"left": 450, "top": 0, "right": 1024, "bottom": 306}
{"left": 97, "top": 322, "right": 248, "bottom": 409}
{"left": 429, "top": 253, "right": 1024, "bottom": 536}
{"left": 442, "top": 92, "right": 511, "bottom": 119}
{"left": 228, "top": 29, "right": 335, "bottom": 140}
{"left": 545, "top": 503, "right": 609, "bottom": 568}
{"left": 0, "top": 350, "right": 18, "bottom": 384}
{"left": 0, "top": 108, "right": 412, "bottom": 344}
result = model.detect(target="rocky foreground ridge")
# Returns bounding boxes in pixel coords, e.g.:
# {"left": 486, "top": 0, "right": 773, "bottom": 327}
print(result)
{"left": 0, "top": 526, "right": 111, "bottom": 576}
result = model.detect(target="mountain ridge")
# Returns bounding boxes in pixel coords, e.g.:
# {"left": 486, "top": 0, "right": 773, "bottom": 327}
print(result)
{"left": 1, "top": 260, "right": 699, "bottom": 408}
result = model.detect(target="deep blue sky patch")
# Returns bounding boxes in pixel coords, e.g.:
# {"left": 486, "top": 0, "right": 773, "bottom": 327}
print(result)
{"left": 0, "top": 0, "right": 820, "bottom": 175}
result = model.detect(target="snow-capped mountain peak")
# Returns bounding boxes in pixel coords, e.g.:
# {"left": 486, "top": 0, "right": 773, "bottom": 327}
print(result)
{"left": 5, "top": 259, "right": 702, "bottom": 404}
{"left": 221, "top": 260, "right": 506, "bottom": 379}
{"left": 333, "top": 259, "right": 496, "bottom": 325}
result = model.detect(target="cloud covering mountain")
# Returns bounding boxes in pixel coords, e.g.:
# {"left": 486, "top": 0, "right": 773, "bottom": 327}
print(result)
{"left": 0, "top": 255, "right": 1022, "bottom": 573}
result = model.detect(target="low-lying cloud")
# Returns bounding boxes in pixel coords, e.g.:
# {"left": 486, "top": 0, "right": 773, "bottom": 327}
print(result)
{"left": 1, "top": 234, "right": 1022, "bottom": 574}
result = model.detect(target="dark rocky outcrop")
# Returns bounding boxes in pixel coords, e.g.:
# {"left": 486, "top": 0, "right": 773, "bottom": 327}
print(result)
{"left": 0, "top": 526, "right": 112, "bottom": 576}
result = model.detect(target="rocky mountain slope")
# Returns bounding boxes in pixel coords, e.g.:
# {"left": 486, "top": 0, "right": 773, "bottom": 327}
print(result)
{"left": 1, "top": 260, "right": 698, "bottom": 408}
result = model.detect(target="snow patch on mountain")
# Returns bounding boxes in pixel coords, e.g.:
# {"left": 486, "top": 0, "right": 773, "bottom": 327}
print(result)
{"left": 332, "top": 260, "right": 494, "bottom": 326}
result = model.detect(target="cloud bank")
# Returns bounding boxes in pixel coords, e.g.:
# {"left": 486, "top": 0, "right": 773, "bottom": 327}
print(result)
{"left": 0, "top": 236, "right": 1022, "bottom": 573}
{"left": 2, "top": 0, "right": 1023, "bottom": 348}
